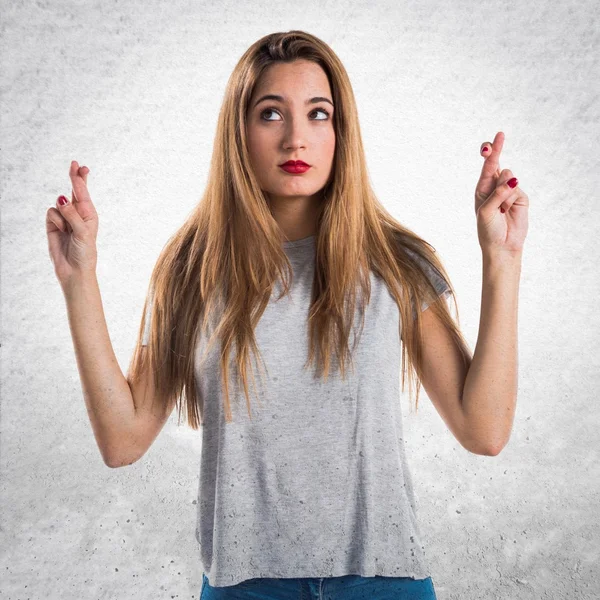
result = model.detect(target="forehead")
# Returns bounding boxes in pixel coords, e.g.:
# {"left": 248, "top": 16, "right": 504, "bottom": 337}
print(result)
{"left": 252, "top": 60, "right": 331, "bottom": 97}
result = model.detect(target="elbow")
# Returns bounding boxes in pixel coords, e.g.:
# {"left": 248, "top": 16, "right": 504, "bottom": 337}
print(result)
{"left": 103, "top": 454, "right": 122, "bottom": 468}
{"left": 487, "top": 439, "right": 509, "bottom": 456}
{"left": 465, "top": 445, "right": 501, "bottom": 457}
{"left": 463, "top": 435, "right": 508, "bottom": 457}
{"left": 460, "top": 419, "right": 510, "bottom": 456}
{"left": 103, "top": 451, "right": 139, "bottom": 469}
{"left": 480, "top": 446, "right": 502, "bottom": 457}
{"left": 487, "top": 433, "right": 511, "bottom": 456}
{"left": 472, "top": 439, "right": 508, "bottom": 457}
{"left": 105, "top": 457, "right": 138, "bottom": 468}
{"left": 99, "top": 436, "right": 141, "bottom": 468}
{"left": 100, "top": 445, "right": 121, "bottom": 468}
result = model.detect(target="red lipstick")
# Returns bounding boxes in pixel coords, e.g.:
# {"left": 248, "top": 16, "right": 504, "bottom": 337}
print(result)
{"left": 279, "top": 160, "right": 311, "bottom": 174}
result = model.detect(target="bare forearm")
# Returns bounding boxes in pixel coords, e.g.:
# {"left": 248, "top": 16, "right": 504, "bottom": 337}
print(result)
{"left": 62, "top": 273, "right": 136, "bottom": 466}
{"left": 462, "top": 252, "right": 522, "bottom": 455}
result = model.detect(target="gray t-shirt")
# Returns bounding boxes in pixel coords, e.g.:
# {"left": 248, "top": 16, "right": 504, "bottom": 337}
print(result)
{"left": 142, "top": 234, "right": 451, "bottom": 587}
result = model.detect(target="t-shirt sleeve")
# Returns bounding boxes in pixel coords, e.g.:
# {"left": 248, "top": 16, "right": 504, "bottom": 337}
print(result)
{"left": 141, "top": 289, "right": 154, "bottom": 346}
{"left": 404, "top": 247, "right": 452, "bottom": 313}
{"left": 419, "top": 263, "right": 451, "bottom": 312}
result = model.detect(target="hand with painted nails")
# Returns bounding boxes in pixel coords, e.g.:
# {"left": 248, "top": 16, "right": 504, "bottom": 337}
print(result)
{"left": 475, "top": 132, "right": 529, "bottom": 257}
{"left": 46, "top": 161, "right": 99, "bottom": 287}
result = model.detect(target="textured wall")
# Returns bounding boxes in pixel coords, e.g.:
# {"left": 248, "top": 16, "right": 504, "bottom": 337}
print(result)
{"left": 2, "top": 0, "right": 599, "bottom": 599}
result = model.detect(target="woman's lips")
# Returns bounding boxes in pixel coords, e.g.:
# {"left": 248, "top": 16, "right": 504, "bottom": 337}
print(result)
{"left": 279, "top": 164, "right": 311, "bottom": 174}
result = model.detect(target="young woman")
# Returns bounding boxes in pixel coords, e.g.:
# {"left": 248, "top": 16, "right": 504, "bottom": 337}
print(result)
{"left": 47, "top": 30, "right": 527, "bottom": 600}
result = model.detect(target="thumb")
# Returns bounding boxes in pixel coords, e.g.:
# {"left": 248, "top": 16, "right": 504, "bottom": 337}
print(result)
{"left": 56, "top": 195, "right": 87, "bottom": 236}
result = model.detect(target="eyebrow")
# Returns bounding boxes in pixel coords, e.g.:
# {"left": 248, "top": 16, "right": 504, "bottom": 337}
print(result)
{"left": 253, "top": 94, "right": 334, "bottom": 108}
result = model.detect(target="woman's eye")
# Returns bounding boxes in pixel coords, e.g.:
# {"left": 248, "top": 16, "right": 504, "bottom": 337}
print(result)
{"left": 312, "top": 108, "right": 330, "bottom": 120}
{"left": 260, "top": 107, "right": 330, "bottom": 121}
{"left": 260, "top": 108, "right": 280, "bottom": 121}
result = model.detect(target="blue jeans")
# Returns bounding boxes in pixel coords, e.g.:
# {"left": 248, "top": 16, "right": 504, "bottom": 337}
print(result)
{"left": 200, "top": 573, "right": 437, "bottom": 599}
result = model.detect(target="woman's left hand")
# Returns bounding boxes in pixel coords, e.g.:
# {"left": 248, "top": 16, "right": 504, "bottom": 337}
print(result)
{"left": 475, "top": 131, "right": 529, "bottom": 257}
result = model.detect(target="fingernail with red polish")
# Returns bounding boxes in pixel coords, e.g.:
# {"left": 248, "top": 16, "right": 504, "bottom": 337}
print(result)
{"left": 507, "top": 177, "right": 518, "bottom": 188}
{"left": 482, "top": 146, "right": 488, "bottom": 153}
{"left": 500, "top": 207, "right": 505, "bottom": 213}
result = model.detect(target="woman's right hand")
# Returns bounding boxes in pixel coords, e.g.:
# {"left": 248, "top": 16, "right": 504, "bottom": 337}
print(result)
{"left": 46, "top": 161, "right": 99, "bottom": 288}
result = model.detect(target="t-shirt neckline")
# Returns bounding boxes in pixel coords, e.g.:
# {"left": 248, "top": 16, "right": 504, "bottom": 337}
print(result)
{"left": 282, "top": 234, "right": 316, "bottom": 249}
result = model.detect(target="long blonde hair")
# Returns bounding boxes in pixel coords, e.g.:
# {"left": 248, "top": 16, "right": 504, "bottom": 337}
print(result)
{"left": 126, "top": 30, "right": 471, "bottom": 428}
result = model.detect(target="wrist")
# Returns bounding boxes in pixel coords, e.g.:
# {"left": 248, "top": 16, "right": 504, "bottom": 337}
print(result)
{"left": 61, "top": 270, "right": 99, "bottom": 297}
{"left": 482, "top": 249, "right": 523, "bottom": 265}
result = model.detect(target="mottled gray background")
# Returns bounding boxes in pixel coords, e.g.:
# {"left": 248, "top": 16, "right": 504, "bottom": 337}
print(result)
{"left": 2, "top": 0, "right": 599, "bottom": 599}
